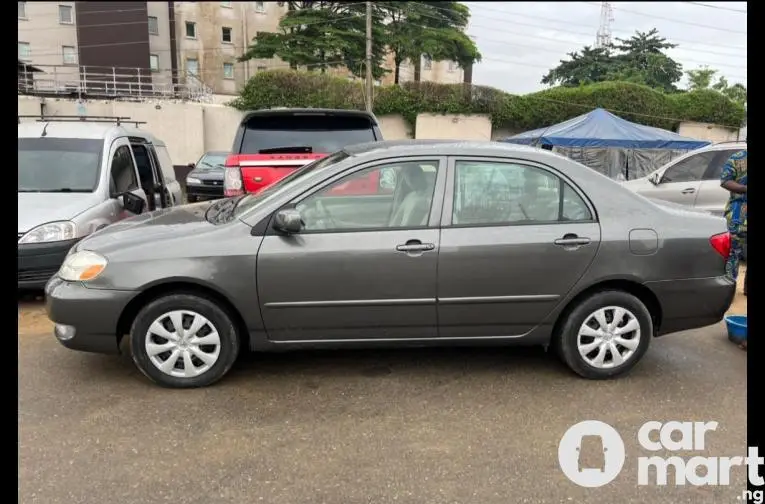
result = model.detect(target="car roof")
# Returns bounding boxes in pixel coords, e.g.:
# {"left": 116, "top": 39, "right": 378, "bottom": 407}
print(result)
{"left": 241, "top": 108, "right": 379, "bottom": 125}
{"left": 344, "top": 139, "right": 558, "bottom": 159}
{"left": 17, "top": 121, "right": 160, "bottom": 143}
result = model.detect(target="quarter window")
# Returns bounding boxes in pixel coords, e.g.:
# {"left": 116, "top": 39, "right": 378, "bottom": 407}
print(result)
{"left": 661, "top": 151, "right": 717, "bottom": 183}
{"left": 110, "top": 145, "right": 138, "bottom": 194}
{"left": 452, "top": 160, "right": 592, "bottom": 225}
{"left": 296, "top": 161, "right": 440, "bottom": 232}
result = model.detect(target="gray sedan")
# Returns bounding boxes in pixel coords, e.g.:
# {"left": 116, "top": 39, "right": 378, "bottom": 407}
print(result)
{"left": 45, "top": 140, "right": 736, "bottom": 388}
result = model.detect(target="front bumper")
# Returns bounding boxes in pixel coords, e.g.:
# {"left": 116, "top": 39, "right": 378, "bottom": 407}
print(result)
{"left": 186, "top": 182, "right": 224, "bottom": 199}
{"left": 45, "top": 276, "right": 136, "bottom": 354}
{"left": 646, "top": 275, "right": 736, "bottom": 336}
{"left": 18, "top": 238, "right": 80, "bottom": 289}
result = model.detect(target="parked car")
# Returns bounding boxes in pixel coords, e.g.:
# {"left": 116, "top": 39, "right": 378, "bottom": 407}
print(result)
{"left": 621, "top": 141, "right": 746, "bottom": 216}
{"left": 18, "top": 118, "right": 183, "bottom": 289}
{"left": 45, "top": 140, "right": 735, "bottom": 388}
{"left": 223, "top": 108, "right": 383, "bottom": 197}
{"left": 185, "top": 151, "right": 228, "bottom": 202}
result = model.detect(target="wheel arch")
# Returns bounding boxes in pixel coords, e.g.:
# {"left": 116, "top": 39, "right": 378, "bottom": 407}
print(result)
{"left": 116, "top": 280, "right": 249, "bottom": 349}
{"left": 552, "top": 278, "right": 663, "bottom": 340}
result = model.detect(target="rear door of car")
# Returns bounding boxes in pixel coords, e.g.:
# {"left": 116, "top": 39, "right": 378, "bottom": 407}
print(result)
{"left": 436, "top": 156, "right": 601, "bottom": 339}
{"left": 694, "top": 148, "right": 745, "bottom": 217}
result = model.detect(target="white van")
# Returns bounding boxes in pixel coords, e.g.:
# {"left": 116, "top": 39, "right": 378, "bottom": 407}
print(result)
{"left": 18, "top": 117, "right": 184, "bottom": 289}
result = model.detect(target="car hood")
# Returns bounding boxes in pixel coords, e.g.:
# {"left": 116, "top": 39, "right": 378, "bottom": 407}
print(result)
{"left": 18, "top": 192, "right": 103, "bottom": 233}
{"left": 189, "top": 167, "right": 224, "bottom": 181}
{"left": 77, "top": 200, "right": 220, "bottom": 255}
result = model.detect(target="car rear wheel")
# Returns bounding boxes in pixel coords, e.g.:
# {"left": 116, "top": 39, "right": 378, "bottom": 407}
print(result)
{"left": 129, "top": 294, "right": 240, "bottom": 388}
{"left": 555, "top": 290, "right": 652, "bottom": 379}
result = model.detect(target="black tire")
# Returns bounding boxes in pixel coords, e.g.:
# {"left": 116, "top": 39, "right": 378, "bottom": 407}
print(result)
{"left": 186, "top": 194, "right": 198, "bottom": 203}
{"left": 554, "top": 290, "right": 652, "bottom": 380}
{"left": 129, "top": 294, "right": 240, "bottom": 388}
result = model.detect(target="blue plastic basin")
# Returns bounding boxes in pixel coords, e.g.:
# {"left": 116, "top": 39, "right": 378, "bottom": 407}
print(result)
{"left": 725, "top": 315, "right": 747, "bottom": 341}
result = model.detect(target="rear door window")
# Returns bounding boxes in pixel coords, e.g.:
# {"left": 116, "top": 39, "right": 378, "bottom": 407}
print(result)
{"left": 661, "top": 152, "right": 717, "bottom": 183}
{"left": 239, "top": 114, "right": 377, "bottom": 154}
{"left": 704, "top": 149, "right": 745, "bottom": 180}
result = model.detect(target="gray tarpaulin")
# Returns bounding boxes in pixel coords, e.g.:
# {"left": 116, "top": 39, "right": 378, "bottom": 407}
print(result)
{"left": 551, "top": 146, "right": 690, "bottom": 180}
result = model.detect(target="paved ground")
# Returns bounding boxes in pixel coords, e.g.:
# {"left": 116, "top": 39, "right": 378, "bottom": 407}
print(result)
{"left": 19, "top": 277, "right": 748, "bottom": 504}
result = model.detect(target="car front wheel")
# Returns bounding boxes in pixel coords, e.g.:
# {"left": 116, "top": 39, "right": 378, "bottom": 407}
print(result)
{"left": 129, "top": 293, "right": 240, "bottom": 388}
{"left": 555, "top": 290, "right": 652, "bottom": 379}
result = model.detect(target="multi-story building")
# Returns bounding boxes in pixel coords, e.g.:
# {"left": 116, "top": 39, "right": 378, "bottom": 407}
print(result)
{"left": 18, "top": 1, "right": 469, "bottom": 98}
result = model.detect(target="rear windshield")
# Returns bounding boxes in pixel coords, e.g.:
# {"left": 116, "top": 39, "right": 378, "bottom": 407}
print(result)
{"left": 18, "top": 138, "right": 103, "bottom": 193}
{"left": 240, "top": 114, "right": 377, "bottom": 154}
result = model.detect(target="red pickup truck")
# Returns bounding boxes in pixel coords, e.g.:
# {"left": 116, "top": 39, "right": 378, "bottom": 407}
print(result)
{"left": 224, "top": 108, "right": 384, "bottom": 197}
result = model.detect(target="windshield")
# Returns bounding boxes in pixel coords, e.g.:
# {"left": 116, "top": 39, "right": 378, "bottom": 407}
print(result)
{"left": 197, "top": 153, "right": 228, "bottom": 169}
{"left": 232, "top": 150, "right": 351, "bottom": 219}
{"left": 240, "top": 114, "right": 376, "bottom": 154}
{"left": 18, "top": 138, "right": 103, "bottom": 193}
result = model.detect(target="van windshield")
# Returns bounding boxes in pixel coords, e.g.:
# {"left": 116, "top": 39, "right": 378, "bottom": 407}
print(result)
{"left": 18, "top": 138, "right": 103, "bottom": 193}
{"left": 240, "top": 114, "right": 377, "bottom": 154}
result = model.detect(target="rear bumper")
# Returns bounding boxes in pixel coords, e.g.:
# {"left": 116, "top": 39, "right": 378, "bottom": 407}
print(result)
{"left": 44, "top": 276, "right": 136, "bottom": 354}
{"left": 17, "top": 238, "right": 80, "bottom": 289}
{"left": 645, "top": 275, "right": 736, "bottom": 336}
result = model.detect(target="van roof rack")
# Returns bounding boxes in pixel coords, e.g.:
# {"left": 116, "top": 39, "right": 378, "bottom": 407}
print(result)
{"left": 17, "top": 115, "right": 146, "bottom": 127}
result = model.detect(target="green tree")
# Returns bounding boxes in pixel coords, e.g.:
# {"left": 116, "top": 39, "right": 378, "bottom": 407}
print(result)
{"left": 379, "top": 2, "right": 481, "bottom": 84}
{"left": 686, "top": 66, "right": 747, "bottom": 106}
{"left": 542, "top": 29, "right": 683, "bottom": 92}
{"left": 239, "top": 1, "right": 388, "bottom": 79}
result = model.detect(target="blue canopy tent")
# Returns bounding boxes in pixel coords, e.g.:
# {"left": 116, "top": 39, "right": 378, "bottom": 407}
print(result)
{"left": 500, "top": 108, "right": 711, "bottom": 180}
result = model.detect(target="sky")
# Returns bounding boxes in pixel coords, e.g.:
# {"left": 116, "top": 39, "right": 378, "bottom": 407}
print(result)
{"left": 464, "top": 1, "right": 747, "bottom": 95}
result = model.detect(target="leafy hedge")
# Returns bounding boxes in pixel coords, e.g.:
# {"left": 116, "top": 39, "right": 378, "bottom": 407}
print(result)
{"left": 230, "top": 70, "right": 746, "bottom": 132}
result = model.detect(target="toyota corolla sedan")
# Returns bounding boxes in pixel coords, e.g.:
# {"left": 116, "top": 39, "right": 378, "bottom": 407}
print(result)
{"left": 45, "top": 140, "right": 736, "bottom": 388}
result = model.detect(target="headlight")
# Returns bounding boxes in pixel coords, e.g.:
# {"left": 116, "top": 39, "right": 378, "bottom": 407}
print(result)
{"left": 18, "top": 221, "right": 76, "bottom": 244}
{"left": 58, "top": 250, "right": 108, "bottom": 282}
{"left": 186, "top": 177, "right": 202, "bottom": 185}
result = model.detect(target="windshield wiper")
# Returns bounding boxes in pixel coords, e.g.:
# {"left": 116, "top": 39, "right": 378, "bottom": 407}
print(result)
{"left": 258, "top": 146, "right": 313, "bottom": 154}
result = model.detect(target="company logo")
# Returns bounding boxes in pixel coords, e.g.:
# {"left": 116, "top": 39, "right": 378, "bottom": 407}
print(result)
{"left": 558, "top": 420, "right": 626, "bottom": 487}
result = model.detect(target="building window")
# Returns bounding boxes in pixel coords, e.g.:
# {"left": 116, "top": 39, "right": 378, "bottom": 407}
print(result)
{"left": 254, "top": 2, "right": 265, "bottom": 13}
{"left": 62, "top": 46, "right": 77, "bottom": 65}
{"left": 58, "top": 4, "right": 73, "bottom": 24}
{"left": 221, "top": 1, "right": 232, "bottom": 7}
{"left": 185, "top": 21, "right": 196, "bottom": 39}
{"left": 223, "top": 62, "right": 234, "bottom": 79}
{"left": 422, "top": 56, "right": 432, "bottom": 70}
{"left": 150, "top": 54, "right": 160, "bottom": 72}
{"left": 18, "top": 41, "right": 31, "bottom": 61}
{"left": 256, "top": 65, "right": 267, "bottom": 72}
{"left": 186, "top": 58, "right": 199, "bottom": 77}
{"left": 148, "top": 16, "right": 159, "bottom": 35}
{"left": 222, "top": 26, "right": 232, "bottom": 43}
{"left": 18, "top": 2, "right": 26, "bottom": 19}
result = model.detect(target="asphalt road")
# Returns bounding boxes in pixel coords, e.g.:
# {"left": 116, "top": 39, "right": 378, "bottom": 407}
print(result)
{"left": 19, "top": 301, "right": 748, "bottom": 504}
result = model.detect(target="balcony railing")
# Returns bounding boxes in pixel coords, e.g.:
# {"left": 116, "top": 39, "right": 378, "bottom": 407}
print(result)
{"left": 17, "top": 64, "right": 214, "bottom": 102}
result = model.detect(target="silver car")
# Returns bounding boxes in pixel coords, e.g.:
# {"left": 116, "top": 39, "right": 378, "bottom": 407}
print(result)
{"left": 45, "top": 140, "right": 735, "bottom": 388}
{"left": 18, "top": 119, "right": 184, "bottom": 289}
{"left": 621, "top": 141, "right": 746, "bottom": 216}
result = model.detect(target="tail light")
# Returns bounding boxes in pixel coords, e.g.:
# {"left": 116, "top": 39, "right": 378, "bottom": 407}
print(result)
{"left": 709, "top": 232, "right": 731, "bottom": 259}
{"left": 224, "top": 155, "right": 244, "bottom": 197}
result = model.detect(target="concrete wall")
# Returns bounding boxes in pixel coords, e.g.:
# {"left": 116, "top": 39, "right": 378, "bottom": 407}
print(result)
{"left": 415, "top": 114, "right": 492, "bottom": 141}
{"left": 678, "top": 121, "right": 742, "bottom": 143}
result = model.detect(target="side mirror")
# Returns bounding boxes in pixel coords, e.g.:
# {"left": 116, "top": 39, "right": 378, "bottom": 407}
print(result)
{"left": 648, "top": 173, "right": 660, "bottom": 185}
{"left": 120, "top": 192, "right": 146, "bottom": 214}
{"left": 188, "top": 163, "right": 195, "bottom": 169}
{"left": 272, "top": 208, "right": 303, "bottom": 234}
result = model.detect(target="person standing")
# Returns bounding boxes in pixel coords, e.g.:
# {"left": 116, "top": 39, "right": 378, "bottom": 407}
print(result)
{"left": 720, "top": 148, "right": 747, "bottom": 349}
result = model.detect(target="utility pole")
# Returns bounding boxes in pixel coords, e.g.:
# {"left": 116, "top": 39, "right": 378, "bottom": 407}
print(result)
{"left": 365, "top": 1, "right": 373, "bottom": 112}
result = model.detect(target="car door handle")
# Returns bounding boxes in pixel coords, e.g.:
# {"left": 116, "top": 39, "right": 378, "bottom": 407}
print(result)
{"left": 681, "top": 188, "right": 696, "bottom": 194}
{"left": 396, "top": 241, "right": 435, "bottom": 252}
{"left": 554, "top": 235, "right": 591, "bottom": 247}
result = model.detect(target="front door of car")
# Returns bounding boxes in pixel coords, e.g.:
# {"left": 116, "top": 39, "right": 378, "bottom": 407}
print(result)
{"left": 107, "top": 138, "right": 147, "bottom": 220}
{"left": 437, "top": 158, "right": 601, "bottom": 338}
{"left": 695, "top": 149, "right": 745, "bottom": 217}
{"left": 639, "top": 151, "right": 718, "bottom": 207}
{"left": 256, "top": 157, "right": 447, "bottom": 342}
